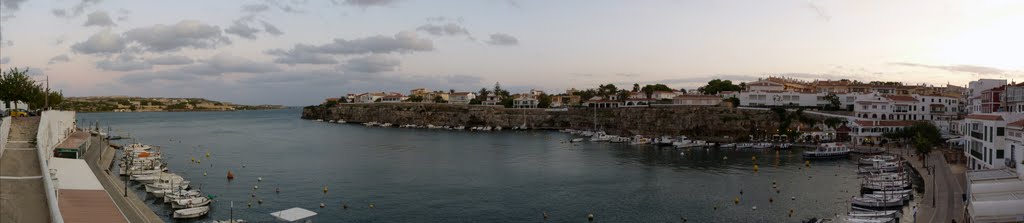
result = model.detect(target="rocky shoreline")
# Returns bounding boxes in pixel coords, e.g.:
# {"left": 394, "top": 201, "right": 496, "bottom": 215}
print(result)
{"left": 302, "top": 103, "right": 792, "bottom": 141}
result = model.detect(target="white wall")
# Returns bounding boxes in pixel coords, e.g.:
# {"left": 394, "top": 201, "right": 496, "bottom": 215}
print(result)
{"left": 1, "top": 101, "right": 29, "bottom": 111}
{"left": 1, "top": 117, "right": 10, "bottom": 158}
{"left": 36, "top": 110, "right": 77, "bottom": 160}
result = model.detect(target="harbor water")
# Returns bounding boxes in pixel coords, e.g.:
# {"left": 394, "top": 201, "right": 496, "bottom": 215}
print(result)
{"left": 81, "top": 108, "right": 877, "bottom": 222}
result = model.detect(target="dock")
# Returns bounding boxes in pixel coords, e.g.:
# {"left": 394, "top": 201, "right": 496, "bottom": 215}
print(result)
{"left": 83, "top": 135, "right": 164, "bottom": 223}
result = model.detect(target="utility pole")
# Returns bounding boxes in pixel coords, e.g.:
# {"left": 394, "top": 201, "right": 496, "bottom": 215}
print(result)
{"left": 44, "top": 76, "right": 50, "bottom": 110}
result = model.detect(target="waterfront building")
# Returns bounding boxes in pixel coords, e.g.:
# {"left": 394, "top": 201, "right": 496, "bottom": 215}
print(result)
{"left": 448, "top": 92, "right": 476, "bottom": 104}
{"left": 964, "top": 113, "right": 1024, "bottom": 170}
{"left": 482, "top": 93, "right": 500, "bottom": 106}
{"left": 967, "top": 79, "right": 1008, "bottom": 114}
{"left": 410, "top": 88, "right": 430, "bottom": 96}
{"left": 380, "top": 95, "right": 405, "bottom": 103}
{"left": 583, "top": 96, "right": 622, "bottom": 108}
{"left": 671, "top": 95, "right": 721, "bottom": 106}
{"left": 847, "top": 120, "right": 914, "bottom": 145}
{"left": 735, "top": 90, "right": 860, "bottom": 108}
{"left": 512, "top": 93, "right": 538, "bottom": 108}
{"left": 746, "top": 79, "right": 786, "bottom": 92}
{"left": 549, "top": 95, "right": 581, "bottom": 107}
{"left": 622, "top": 97, "right": 655, "bottom": 107}
{"left": 852, "top": 93, "right": 961, "bottom": 121}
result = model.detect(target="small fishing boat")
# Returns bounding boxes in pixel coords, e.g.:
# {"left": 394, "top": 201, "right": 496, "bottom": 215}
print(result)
{"left": 735, "top": 143, "right": 753, "bottom": 149}
{"left": 145, "top": 182, "right": 189, "bottom": 193}
{"left": 863, "top": 193, "right": 910, "bottom": 202}
{"left": 211, "top": 220, "right": 247, "bottom": 223}
{"left": 173, "top": 206, "right": 210, "bottom": 219}
{"left": 844, "top": 216, "right": 894, "bottom": 223}
{"left": 570, "top": 138, "right": 585, "bottom": 143}
{"left": 776, "top": 143, "right": 792, "bottom": 149}
{"left": 164, "top": 190, "right": 202, "bottom": 203}
{"left": 172, "top": 196, "right": 212, "bottom": 209}
{"left": 802, "top": 143, "right": 850, "bottom": 159}
{"left": 848, "top": 210, "right": 899, "bottom": 218}
{"left": 719, "top": 143, "right": 736, "bottom": 148}
{"left": 861, "top": 181, "right": 910, "bottom": 191}
{"left": 752, "top": 142, "right": 773, "bottom": 149}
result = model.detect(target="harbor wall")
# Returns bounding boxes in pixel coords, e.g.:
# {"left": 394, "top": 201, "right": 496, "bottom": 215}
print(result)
{"left": 302, "top": 103, "right": 786, "bottom": 140}
{"left": 36, "top": 110, "right": 76, "bottom": 223}
{"left": 1, "top": 117, "right": 9, "bottom": 158}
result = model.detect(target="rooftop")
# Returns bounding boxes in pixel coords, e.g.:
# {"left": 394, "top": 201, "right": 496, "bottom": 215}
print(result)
{"left": 966, "top": 114, "right": 1004, "bottom": 121}
{"left": 852, "top": 120, "right": 915, "bottom": 127}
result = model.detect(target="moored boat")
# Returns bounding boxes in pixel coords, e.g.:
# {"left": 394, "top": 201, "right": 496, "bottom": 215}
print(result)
{"left": 802, "top": 143, "right": 850, "bottom": 159}
{"left": 173, "top": 206, "right": 210, "bottom": 219}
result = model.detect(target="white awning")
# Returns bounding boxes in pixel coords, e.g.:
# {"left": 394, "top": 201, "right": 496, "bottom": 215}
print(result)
{"left": 270, "top": 207, "right": 317, "bottom": 222}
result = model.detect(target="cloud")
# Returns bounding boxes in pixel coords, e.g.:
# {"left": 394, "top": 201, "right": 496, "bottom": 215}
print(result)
{"left": 84, "top": 11, "right": 116, "bottom": 26}
{"left": 181, "top": 53, "right": 281, "bottom": 76}
{"left": 52, "top": 9, "right": 68, "bottom": 17}
{"left": 341, "top": 55, "right": 400, "bottom": 73}
{"left": 146, "top": 55, "right": 193, "bottom": 65}
{"left": 96, "top": 54, "right": 152, "bottom": 71}
{"left": 225, "top": 20, "right": 261, "bottom": 39}
{"left": 0, "top": 57, "right": 10, "bottom": 64}
{"left": 124, "top": 20, "right": 230, "bottom": 52}
{"left": 265, "top": 47, "right": 339, "bottom": 65}
{"left": 241, "top": 4, "right": 270, "bottom": 13}
{"left": 260, "top": 21, "right": 283, "bottom": 36}
{"left": 486, "top": 33, "right": 518, "bottom": 46}
{"left": 416, "top": 23, "right": 470, "bottom": 36}
{"left": 268, "top": 31, "right": 433, "bottom": 64}
{"left": 888, "top": 62, "right": 1006, "bottom": 75}
{"left": 263, "top": 0, "right": 305, "bottom": 13}
{"left": 48, "top": 54, "right": 71, "bottom": 65}
{"left": 71, "top": 29, "right": 128, "bottom": 54}
{"left": 334, "top": 0, "right": 399, "bottom": 7}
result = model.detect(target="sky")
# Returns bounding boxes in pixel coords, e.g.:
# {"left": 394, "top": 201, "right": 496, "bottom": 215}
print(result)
{"left": 1, "top": 0, "right": 1023, "bottom": 106}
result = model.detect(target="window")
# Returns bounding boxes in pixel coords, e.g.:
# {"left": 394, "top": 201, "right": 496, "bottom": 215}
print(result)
{"left": 998, "top": 127, "right": 1004, "bottom": 136}
{"left": 996, "top": 149, "right": 1004, "bottom": 159}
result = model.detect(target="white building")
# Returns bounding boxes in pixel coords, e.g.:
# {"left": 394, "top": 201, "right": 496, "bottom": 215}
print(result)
{"left": 512, "top": 94, "right": 538, "bottom": 108}
{"left": 964, "top": 113, "right": 1024, "bottom": 170}
{"left": 852, "top": 93, "right": 961, "bottom": 121}
{"left": 735, "top": 90, "right": 861, "bottom": 108}
{"left": 1004, "top": 83, "right": 1024, "bottom": 113}
{"left": 968, "top": 79, "right": 1007, "bottom": 114}
{"left": 448, "top": 92, "right": 476, "bottom": 104}
{"left": 671, "top": 95, "right": 721, "bottom": 106}
{"left": 847, "top": 120, "right": 914, "bottom": 145}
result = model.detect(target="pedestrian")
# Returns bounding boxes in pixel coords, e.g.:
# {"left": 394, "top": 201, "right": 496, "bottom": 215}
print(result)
{"left": 912, "top": 205, "right": 917, "bottom": 222}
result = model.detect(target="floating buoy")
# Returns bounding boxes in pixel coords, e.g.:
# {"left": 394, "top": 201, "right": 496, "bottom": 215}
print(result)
{"left": 791, "top": 196, "right": 795, "bottom": 200}
{"left": 203, "top": 172, "right": 207, "bottom": 176}
{"left": 753, "top": 164, "right": 759, "bottom": 172}
{"left": 543, "top": 212, "right": 549, "bottom": 220}
{"left": 258, "top": 177, "right": 263, "bottom": 182}
{"left": 682, "top": 217, "right": 687, "bottom": 222}
{"left": 752, "top": 206, "right": 757, "bottom": 210}
{"left": 789, "top": 209, "right": 794, "bottom": 217}
{"left": 369, "top": 204, "right": 375, "bottom": 209}
{"left": 740, "top": 190, "right": 743, "bottom": 195}
{"left": 734, "top": 196, "right": 740, "bottom": 204}
{"left": 323, "top": 186, "right": 328, "bottom": 194}
{"left": 205, "top": 152, "right": 209, "bottom": 157}
{"left": 713, "top": 205, "right": 718, "bottom": 210}
{"left": 191, "top": 157, "right": 195, "bottom": 163}
{"left": 197, "top": 160, "right": 201, "bottom": 164}
{"left": 320, "top": 203, "right": 325, "bottom": 208}
{"left": 276, "top": 187, "right": 280, "bottom": 193}
{"left": 776, "top": 189, "right": 780, "bottom": 194}
{"left": 752, "top": 156, "right": 757, "bottom": 161}
{"left": 227, "top": 171, "right": 235, "bottom": 180}
{"left": 805, "top": 160, "right": 810, "bottom": 167}
{"left": 251, "top": 193, "right": 255, "bottom": 198}
{"left": 587, "top": 213, "right": 594, "bottom": 222}
{"left": 769, "top": 197, "right": 774, "bottom": 203}
{"left": 247, "top": 202, "right": 252, "bottom": 208}
{"left": 257, "top": 199, "right": 263, "bottom": 204}
{"left": 342, "top": 203, "right": 348, "bottom": 209}
{"left": 254, "top": 185, "right": 259, "bottom": 190}
{"left": 723, "top": 156, "right": 728, "bottom": 160}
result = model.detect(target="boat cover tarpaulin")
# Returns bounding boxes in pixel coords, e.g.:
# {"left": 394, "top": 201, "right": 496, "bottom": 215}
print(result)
{"left": 270, "top": 207, "right": 318, "bottom": 222}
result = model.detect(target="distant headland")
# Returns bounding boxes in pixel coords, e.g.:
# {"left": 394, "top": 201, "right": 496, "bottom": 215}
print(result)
{"left": 56, "top": 96, "right": 284, "bottom": 112}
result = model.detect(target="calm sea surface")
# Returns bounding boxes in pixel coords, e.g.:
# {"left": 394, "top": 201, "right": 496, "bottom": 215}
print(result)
{"left": 79, "top": 108, "right": 873, "bottom": 222}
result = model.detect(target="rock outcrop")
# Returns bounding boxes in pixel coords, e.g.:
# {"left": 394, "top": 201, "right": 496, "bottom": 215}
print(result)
{"left": 303, "top": 103, "right": 784, "bottom": 141}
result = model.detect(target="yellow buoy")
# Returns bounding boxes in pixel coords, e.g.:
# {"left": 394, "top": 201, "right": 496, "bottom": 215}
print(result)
{"left": 205, "top": 152, "right": 210, "bottom": 157}
{"left": 323, "top": 185, "right": 328, "bottom": 194}
{"left": 751, "top": 156, "right": 757, "bottom": 161}
{"left": 734, "top": 196, "right": 740, "bottom": 204}
{"left": 753, "top": 164, "right": 759, "bottom": 172}
{"left": 203, "top": 172, "right": 207, "bottom": 176}
{"left": 197, "top": 160, "right": 201, "bottom": 164}
{"left": 369, "top": 204, "right": 375, "bottom": 209}
{"left": 805, "top": 160, "right": 810, "bottom": 167}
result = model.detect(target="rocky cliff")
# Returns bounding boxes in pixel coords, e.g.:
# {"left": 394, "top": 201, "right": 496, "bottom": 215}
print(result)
{"left": 303, "top": 103, "right": 791, "bottom": 141}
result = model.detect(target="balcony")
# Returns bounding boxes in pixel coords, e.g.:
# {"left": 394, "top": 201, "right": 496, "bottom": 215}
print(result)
{"left": 970, "top": 149, "right": 983, "bottom": 160}
{"left": 971, "top": 131, "right": 984, "bottom": 140}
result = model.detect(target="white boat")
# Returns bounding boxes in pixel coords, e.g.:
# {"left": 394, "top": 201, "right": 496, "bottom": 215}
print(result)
{"left": 145, "top": 182, "right": 189, "bottom": 193}
{"left": 844, "top": 217, "right": 894, "bottom": 223}
{"left": 735, "top": 143, "right": 753, "bottom": 149}
{"left": 752, "top": 142, "right": 773, "bottom": 149}
{"left": 580, "top": 131, "right": 594, "bottom": 137}
{"left": 863, "top": 193, "right": 910, "bottom": 202}
{"left": 610, "top": 136, "right": 630, "bottom": 143}
{"left": 164, "top": 190, "right": 202, "bottom": 203}
{"left": 328, "top": 120, "right": 336, "bottom": 123}
{"left": 337, "top": 120, "right": 347, "bottom": 124}
{"left": 848, "top": 210, "right": 899, "bottom": 218}
{"left": 802, "top": 142, "right": 851, "bottom": 159}
{"left": 862, "top": 181, "right": 910, "bottom": 191}
{"left": 454, "top": 126, "right": 465, "bottom": 130}
{"left": 629, "top": 136, "right": 651, "bottom": 145}
{"left": 570, "top": 138, "right": 585, "bottom": 143}
{"left": 851, "top": 196, "right": 903, "bottom": 209}
{"left": 871, "top": 189, "right": 912, "bottom": 196}
{"left": 776, "top": 143, "right": 792, "bottom": 149}
{"left": 590, "top": 132, "right": 611, "bottom": 141}
{"left": 119, "top": 167, "right": 167, "bottom": 176}
{"left": 314, "top": 119, "right": 323, "bottom": 122}
{"left": 719, "top": 143, "right": 736, "bottom": 148}
{"left": 131, "top": 173, "right": 184, "bottom": 184}
{"left": 211, "top": 219, "right": 247, "bottom": 223}
{"left": 172, "top": 196, "right": 212, "bottom": 209}
{"left": 859, "top": 155, "right": 898, "bottom": 165}
{"left": 173, "top": 206, "right": 210, "bottom": 219}
{"left": 123, "top": 143, "right": 152, "bottom": 151}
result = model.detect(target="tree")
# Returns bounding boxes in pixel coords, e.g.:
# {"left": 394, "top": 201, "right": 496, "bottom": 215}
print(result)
{"left": 697, "top": 79, "right": 742, "bottom": 95}
{"left": 597, "top": 84, "right": 618, "bottom": 97}
{"left": 823, "top": 117, "right": 844, "bottom": 129}
{"left": 433, "top": 95, "right": 446, "bottom": 103}
{"left": 1, "top": 68, "right": 40, "bottom": 113}
{"left": 615, "top": 90, "right": 629, "bottom": 101}
{"left": 537, "top": 93, "right": 551, "bottom": 108}
{"left": 469, "top": 98, "right": 482, "bottom": 105}
{"left": 632, "top": 83, "right": 640, "bottom": 92}
{"left": 408, "top": 95, "right": 424, "bottom": 102}
{"left": 823, "top": 93, "right": 842, "bottom": 111}
{"left": 500, "top": 97, "right": 513, "bottom": 108}
{"left": 641, "top": 84, "right": 673, "bottom": 99}
{"left": 477, "top": 88, "right": 491, "bottom": 98}
{"left": 914, "top": 132, "right": 933, "bottom": 165}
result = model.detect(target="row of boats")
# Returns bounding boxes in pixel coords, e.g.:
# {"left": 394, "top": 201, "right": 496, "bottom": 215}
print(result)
{"left": 845, "top": 155, "right": 914, "bottom": 223}
{"left": 316, "top": 119, "right": 525, "bottom": 131}
{"left": 119, "top": 143, "right": 213, "bottom": 219}
{"left": 561, "top": 129, "right": 796, "bottom": 149}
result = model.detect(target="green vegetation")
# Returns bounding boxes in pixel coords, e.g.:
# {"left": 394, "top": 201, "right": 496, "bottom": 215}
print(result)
{"left": 697, "top": 79, "right": 743, "bottom": 95}
{"left": 1, "top": 67, "right": 64, "bottom": 113}
{"left": 639, "top": 84, "right": 672, "bottom": 98}
{"left": 723, "top": 97, "right": 740, "bottom": 107}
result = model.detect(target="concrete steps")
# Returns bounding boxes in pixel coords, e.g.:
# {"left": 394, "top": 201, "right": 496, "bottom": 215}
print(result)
{"left": 0, "top": 116, "right": 49, "bottom": 223}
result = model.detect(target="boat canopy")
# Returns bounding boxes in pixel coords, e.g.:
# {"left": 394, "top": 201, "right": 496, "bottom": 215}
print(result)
{"left": 270, "top": 207, "right": 317, "bottom": 222}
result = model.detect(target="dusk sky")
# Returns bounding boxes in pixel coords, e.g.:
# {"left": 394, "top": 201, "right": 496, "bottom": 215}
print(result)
{"left": 1, "top": 0, "right": 1022, "bottom": 105}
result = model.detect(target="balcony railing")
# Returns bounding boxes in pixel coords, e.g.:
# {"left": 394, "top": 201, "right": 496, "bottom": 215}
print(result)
{"left": 970, "top": 149, "right": 983, "bottom": 160}
{"left": 971, "top": 131, "right": 983, "bottom": 140}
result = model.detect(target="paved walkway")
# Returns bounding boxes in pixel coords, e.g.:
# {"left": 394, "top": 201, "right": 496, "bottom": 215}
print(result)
{"left": 904, "top": 149, "right": 967, "bottom": 223}
{"left": 0, "top": 117, "right": 51, "bottom": 223}
{"left": 83, "top": 136, "right": 164, "bottom": 223}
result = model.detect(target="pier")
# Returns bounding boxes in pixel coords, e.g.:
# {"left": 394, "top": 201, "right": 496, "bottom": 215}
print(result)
{"left": 83, "top": 135, "right": 164, "bottom": 223}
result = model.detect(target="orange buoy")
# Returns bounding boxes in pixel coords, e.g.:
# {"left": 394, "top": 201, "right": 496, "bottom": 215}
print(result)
{"left": 227, "top": 171, "right": 235, "bottom": 180}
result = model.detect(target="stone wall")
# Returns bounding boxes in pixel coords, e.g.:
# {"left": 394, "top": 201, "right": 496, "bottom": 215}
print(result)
{"left": 303, "top": 103, "right": 786, "bottom": 140}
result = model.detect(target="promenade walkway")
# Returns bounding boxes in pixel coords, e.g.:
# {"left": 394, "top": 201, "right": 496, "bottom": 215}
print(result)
{"left": 903, "top": 149, "right": 967, "bottom": 223}
{"left": 0, "top": 117, "right": 50, "bottom": 223}
{"left": 83, "top": 136, "right": 164, "bottom": 223}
